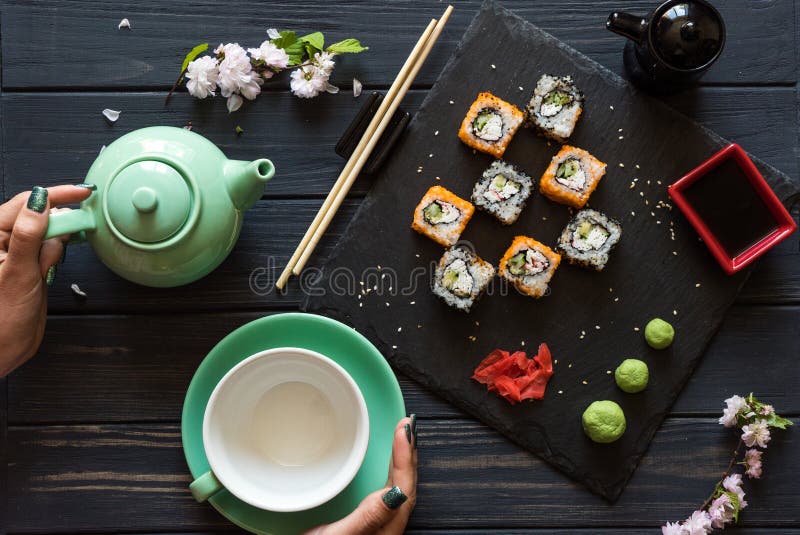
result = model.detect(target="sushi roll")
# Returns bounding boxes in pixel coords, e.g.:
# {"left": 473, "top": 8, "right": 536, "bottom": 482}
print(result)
{"left": 432, "top": 246, "right": 495, "bottom": 312}
{"left": 525, "top": 74, "right": 584, "bottom": 142}
{"left": 471, "top": 160, "right": 534, "bottom": 225}
{"left": 458, "top": 92, "right": 524, "bottom": 158}
{"left": 557, "top": 209, "right": 622, "bottom": 271}
{"left": 539, "top": 145, "right": 606, "bottom": 209}
{"left": 411, "top": 185, "right": 475, "bottom": 246}
{"left": 499, "top": 236, "right": 561, "bottom": 298}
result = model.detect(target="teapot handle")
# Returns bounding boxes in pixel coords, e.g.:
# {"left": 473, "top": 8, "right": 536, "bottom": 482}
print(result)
{"left": 606, "top": 11, "right": 648, "bottom": 45}
{"left": 45, "top": 209, "right": 97, "bottom": 241}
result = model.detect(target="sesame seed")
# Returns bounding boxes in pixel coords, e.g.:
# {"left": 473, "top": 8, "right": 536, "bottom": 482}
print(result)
{"left": 614, "top": 297, "right": 619, "bottom": 302}
{"left": 385, "top": 302, "right": 390, "bottom": 307}
{"left": 415, "top": 254, "right": 420, "bottom": 258}
{"left": 521, "top": 340, "right": 525, "bottom": 346}
{"left": 610, "top": 105, "right": 614, "bottom": 110}
{"left": 606, "top": 370, "right": 612, "bottom": 374}
{"left": 619, "top": 163, "right": 625, "bottom": 168}
{"left": 554, "top": 359, "right": 558, "bottom": 364}
{"left": 435, "top": 176, "right": 441, "bottom": 181}
{"left": 568, "top": 363, "right": 573, "bottom": 368}
{"left": 609, "top": 287, "right": 613, "bottom": 292}
{"left": 635, "top": 164, "right": 640, "bottom": 169}
{"left": 359, "top": 302, "right": 363, "bottom": 307}
{"left": 582, "top": 380, "right": 588, "bottom": 385}
{"left": 434, "top": 130, "right": 439, "bottom": 136}
{"left": 392, "top": 345, "right": 397, "bottom": 349}
{"left": 672, "top": 251, "right": 678, "bottom": 256}
{"left": 640, "top": 192, "right": 644, "bottom": 197}
{"left": 475, "top": 321, "right": 480, "bottom": 326}
{"left": 631, "top": 211, "right": 636, "bottom": 216}
{"left": 449, "top": 100, "right": 454, "bottom": 105}
{"left": 634, "top": 327, "right": 640, "bottom": 331}
{"left": 579, "top": 335, "right": 585, "bottom": 340}
{"left": 651, "top": 211, "right": 656, "bottom": 217}
{"left": 381, "top": 273, "right": 386, "bottom": 279}
{"left": 428, "top": 153, "right": 433, "bottom": 158}
{"left": 595, "top": 325, "right": 601, "bottom": 330}
{"left": 619, "top": 136, "right": 624, "bottom": 140}
{"left": 542, "top": 216, "right": 547, "bottom": 221}
{"left": 491, "top": 64, "right": 496, "bottom": 69}
{"left": 397, "top": 327, "right": 402, "bottom": 332}
{"left": 618, "top": 128, "right": 623, "bottom": 133}
{"left": 581, "top": 330, "right": 586, "bottom": 335}
{"left": 695, "top": 283, "right": 701, "bottom": 288}
{"left": 645, "top": 199, "right": 649, "bottom": 205}
{"left": 657, "top": 180, "right": 662, "bottom": 185}
{"left": 673, "top": 309, "right": 678, "bottom": 315}
{"left": 417, "top": 324, "right": 422, "bottom": 329}
{"left": 656, "top": 220, "right": 661, "bottom": 225}
{"left": 519, "top": 86, "right": 524, "bottom": 91}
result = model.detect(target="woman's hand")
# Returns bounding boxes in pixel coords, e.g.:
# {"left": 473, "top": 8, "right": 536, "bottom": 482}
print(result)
{"left": 303, "top": 415, "right": 419, "bottom": 535}
{"left": 0, "top": 184, "right": 94, "bottom": 377}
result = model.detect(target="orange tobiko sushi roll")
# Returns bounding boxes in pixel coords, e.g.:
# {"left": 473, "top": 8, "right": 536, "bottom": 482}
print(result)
{"left": 540, "top": 145, "right": 606, "bottom": 208}
{"left": 411, "top": 185, "right": 475, "bottom": 246}
{"left": 458, "top": 92, "right": 524, "bottom": 158}
{"left": 499, "top": 236, "right": 561, "bottom": 298}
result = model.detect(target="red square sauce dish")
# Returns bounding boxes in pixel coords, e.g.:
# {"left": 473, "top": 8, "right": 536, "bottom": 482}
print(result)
{"left": 668, "top": 143, "right": 797, "bottom": 274}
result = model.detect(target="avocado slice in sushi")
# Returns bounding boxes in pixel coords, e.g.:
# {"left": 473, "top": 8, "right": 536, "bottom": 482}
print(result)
{"left": 507, "top": 252, "right": 527, "bottom": 276}
{"left": 472, "top": 108, "right": 503, "bottom": 141}
{"left": 442, "top": 259, "right": 474, "bottom": 297}
{"left": 422, "top": 200, "right": 460, "bottom": 225}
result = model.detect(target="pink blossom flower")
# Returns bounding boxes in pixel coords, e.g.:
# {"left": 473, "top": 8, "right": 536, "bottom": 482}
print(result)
{"left": 290, "top": 65, "right": 329, "bottom": 98}
{"left": 314, "top": 51, "right": 336, "bottom": 75}
{"left": 661, "top": 521, "right": 683, "bottom": 535}
{"left": 248, "top": 41, "right": 290, "bottom": 71}
{"left": 742, "top": 419, "right": 771, "bottom": 448}
{"left": 719, "top": 394, "right": 749, "bottom": 427}
{"left": 744, "top": 448, "right": 763, "bottom": 479}
{"left": 760, "top": 404, "right": 774, "bottom": 416}
{"left": 185, "top": 56, "right": 219, "bottom": 99}
{"left": 708, "top": 493, "right": 736, "bottom": 528}
{"left": 682, "top": 510, "right": 712, "bottom": 535}
{"left": 723, "top": 473, "right": 748, "bottom": 509}
{"left": 215, "top": 43, "right": 262, "bottom": 102}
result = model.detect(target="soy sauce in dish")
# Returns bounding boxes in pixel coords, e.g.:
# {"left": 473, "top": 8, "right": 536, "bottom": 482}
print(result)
{"left": 683, "top": 159, "right": 779, "bottom": 258}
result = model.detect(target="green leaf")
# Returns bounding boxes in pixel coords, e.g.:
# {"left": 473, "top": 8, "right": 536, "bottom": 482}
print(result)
{"left": 271, "top": 30, "right": 298, "bottom": 50}
{"left": 180, "top": 43, "right": 209, "bottom": 74}
{"left": 725, "top": 491, "right": 740, "bottom": 523}
{"left": 766, "top": 413, "right": 793, "bottom": 429}
{"left": 326, "top": 38, "right": 369, "bottom": 54}
{"left": 300, "top": 31, "right": 325, "bottom": 51}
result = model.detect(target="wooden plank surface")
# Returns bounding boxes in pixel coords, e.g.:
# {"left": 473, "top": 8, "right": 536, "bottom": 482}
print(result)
{"left": 3, "top": 88, "right": 798, "bottom": 198}
{"left": 8, "top": 306, "right": 799, "bottom": 422}
{"left": 6, "top": 418, "right": 798, "bottom": 532}
{"left": 1, "top": 0, "right": 795, "bottom": 89}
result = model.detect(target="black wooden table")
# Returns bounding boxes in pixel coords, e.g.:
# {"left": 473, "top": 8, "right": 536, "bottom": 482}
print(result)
{"left": 1, "top": 1, "right": 798, "bottom": 533}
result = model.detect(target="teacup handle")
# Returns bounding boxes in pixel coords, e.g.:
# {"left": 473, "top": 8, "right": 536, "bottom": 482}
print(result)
{"left": 189, "top": 470, "right": 224, "bottom": 502}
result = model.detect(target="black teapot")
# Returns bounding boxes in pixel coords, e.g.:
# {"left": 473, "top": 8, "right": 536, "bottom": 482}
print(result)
{"left": 607, "top": 0, "right": 725, "bottom": 93}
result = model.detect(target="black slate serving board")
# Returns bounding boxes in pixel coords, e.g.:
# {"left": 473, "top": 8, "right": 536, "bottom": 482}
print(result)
{"left": 305, "top": 1, "right": 800, "bottom": 500}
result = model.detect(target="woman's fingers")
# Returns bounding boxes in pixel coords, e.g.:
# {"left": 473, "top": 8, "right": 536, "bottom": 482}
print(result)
{"left": 38, "top": 238, "right": 64, "bottom": 280}
{"left": 4, "top": 187, "right": 51, "bottom": 279}
{"left": 302, "top": 487, "right": 406, "bottom": 535}
{"left": 379, "top": 416, "right": 418, "bottom": 534}
{"left": 0, "top": 185, "right": 93, "bottom": 229}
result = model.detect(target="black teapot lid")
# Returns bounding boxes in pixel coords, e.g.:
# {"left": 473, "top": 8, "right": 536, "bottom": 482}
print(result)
{"left": 651, "top": 0, "right": 725, "bottom": 70}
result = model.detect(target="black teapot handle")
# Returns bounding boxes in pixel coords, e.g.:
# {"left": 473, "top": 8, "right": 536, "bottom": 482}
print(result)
{"left": 606, "top": 11, "right": 648, "bottom": 45}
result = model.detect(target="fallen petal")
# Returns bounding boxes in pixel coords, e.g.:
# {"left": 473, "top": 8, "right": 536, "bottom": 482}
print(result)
{"left": 353, "top": 78, "right": 362, "bottom": 97}
{"left": 267, "top": 28, "right": 280, "bottom": 39}
{"left": 70, "top": 283, "right": 88, "bottom": 298}
{"left": 118, "top": 18, "right": 131, "bottom": 30}
{"left": 325, "top": 83, "right": 340, "bottom": 95}
{"left": 226, "top": 94, "right": 243, "bottom": 113}
{"left": 102, "top": 109, "right": 120, "bottom": 122}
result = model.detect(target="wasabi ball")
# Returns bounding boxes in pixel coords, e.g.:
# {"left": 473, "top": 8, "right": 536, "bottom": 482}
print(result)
{"left": 615, "top": 359, "right": 649, "bottom": 393}
{"left": 582, "top": 400, "right": 626, "bottom": 443}
{"left": 645, "top": 318, "right": 674, "bottom": 349}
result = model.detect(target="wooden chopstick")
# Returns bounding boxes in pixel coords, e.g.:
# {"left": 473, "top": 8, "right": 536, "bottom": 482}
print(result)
{"left": 290, "top": 5, "right": 454, "bottom": 277}
{"left": 275, "top": 16, "right": 441, "bottom": 290}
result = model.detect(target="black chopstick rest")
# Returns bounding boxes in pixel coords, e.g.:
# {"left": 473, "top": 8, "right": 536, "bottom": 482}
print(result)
{"left": 335, "top": 92, "right": 412, "bottom": 176}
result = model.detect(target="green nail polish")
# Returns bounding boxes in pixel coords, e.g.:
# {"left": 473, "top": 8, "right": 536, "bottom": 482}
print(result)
{"left": 410, "top": 414, "right": 417, "bottom": 448}
{"left": 404, "top": 423, "right": 412, "bottom": 444}
{"left": 27, "top": 186, "right": 48, "bottom": 213}
{"left": 381, "top": 486, "right": 407, "bottom": 509}
{"left": 46, "top": 265, "right": 57, "bottom": 287}
{"left": 75, "top": 183, "right": 97, "bottom": 191}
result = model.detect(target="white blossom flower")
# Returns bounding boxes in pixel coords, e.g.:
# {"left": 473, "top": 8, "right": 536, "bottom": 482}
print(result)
{"left": 226, "top": 94, "right": 243, "bottom": 113}
{"left": 215, "top": 43, "right": 262, "bottom": 102}
{"left": 267, "top": 28, "right": 281, "bottom": 39}
{"left": 708, "top": 493, "right": 736, "bottom": 528}
{"left": 118, "top": 18, "right": 131, "bottom": 30}
{"left": 742, "top": 419, "right": 770, "bottom": 448}
{"left": 682, "top": 510, "right": 712, "bottom": 535}
{"left": 248, "top": 41, "right": 290, "bottom": 72}
{"left": 722, "top": 473, "right": 748, "bottom": 509}
{"left": 314, "top": 51, "right": 336, "bottom": 75}
{"left": 661, "top": 521, "right": 683, "bottom": 535}
{"left": 760, "top": 404, "right": 775, "bottom": 416}
{"left": 185, "top": 56, "right": 219, "bottom": 99}
{"left": 290, "top": 65, "right": 329, "bottom": 98}
{"left": 744, "top": 448, "right": 763, "bottom": 479}
{"left": 719, "top": 394, "right": 749, "bottom": 427}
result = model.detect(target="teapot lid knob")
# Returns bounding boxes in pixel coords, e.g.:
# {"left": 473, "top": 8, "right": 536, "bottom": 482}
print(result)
{"left": 107, "top": 160, "right": 192, "bottom": 244}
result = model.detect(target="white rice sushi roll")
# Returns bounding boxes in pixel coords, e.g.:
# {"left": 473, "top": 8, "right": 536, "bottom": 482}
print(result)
{"left": 525, "top": 74, "right": 584, "bottom": 142}
{"left": 471, "top": 160, "right": 534, "bottom": 225}
{"left": 432, "top": 246, "right": 495, "bottom": 312}
{"left": 557, "top": 209, "right": 622, "bottom": 271}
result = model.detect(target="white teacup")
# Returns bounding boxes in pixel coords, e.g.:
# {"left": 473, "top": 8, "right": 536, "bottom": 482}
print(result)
{"left": 189, "top": 347, "right": 370, "bottom": 512}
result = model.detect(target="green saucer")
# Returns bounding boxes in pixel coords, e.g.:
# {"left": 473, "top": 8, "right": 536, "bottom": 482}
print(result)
{"left": 181, "top": 313, "right": 405, "bottom": 534}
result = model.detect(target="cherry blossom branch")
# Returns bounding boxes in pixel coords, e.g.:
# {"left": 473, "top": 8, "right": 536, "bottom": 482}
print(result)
{"left": 700, "top": 438, "right": 743, "bottom": 511}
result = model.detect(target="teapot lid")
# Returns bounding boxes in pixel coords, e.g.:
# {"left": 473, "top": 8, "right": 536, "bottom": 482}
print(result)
{"left": 652, "top": 1, "right": 724, "bottom": 70}
{"left": 107, "top": 160, "right": 192, "bottom": 243}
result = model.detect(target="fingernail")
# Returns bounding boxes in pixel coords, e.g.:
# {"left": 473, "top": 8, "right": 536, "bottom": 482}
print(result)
{"left": 46, "top": 265, "right": 57, "bottom": 287}
{"left": 27, "top": 186, "right": 48, "bottom": 213}
{"left": 410, "top": 413, "right": 417, "bottom": 448}
{"left": 75, "top": 183, "right": 97, "bottom": 191}
{"left": 60, "top": 245, "right": 68, "bottom": 264}
{"left": 404, "top": 423, "right": 412, "bottom": 444}
{"left": 381, "top": 486, "right": 407, "bottom": 509}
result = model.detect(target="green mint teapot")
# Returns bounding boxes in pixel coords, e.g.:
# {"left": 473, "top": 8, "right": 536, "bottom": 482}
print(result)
{"left": 45, "top": 126, "right": 274, "bottom": 287}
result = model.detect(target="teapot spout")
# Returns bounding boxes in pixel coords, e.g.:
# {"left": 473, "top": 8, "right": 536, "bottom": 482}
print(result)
{"left": 606, "top": 11, "right": 648, "bottom": 45}
{"left": 224, "top": 158, "right": 275, "bottom": 210}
